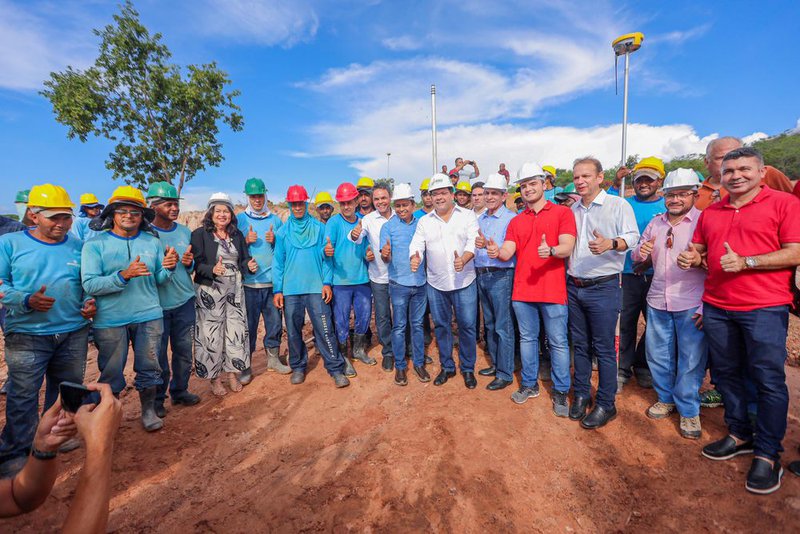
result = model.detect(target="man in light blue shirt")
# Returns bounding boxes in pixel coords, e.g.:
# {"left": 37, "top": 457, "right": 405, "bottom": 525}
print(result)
{"left": 567, "top": 157, "right": 639, "bottom": 430}
{"left": 147, "top": 182, "right": 201, "bottom": 416}
{"left": 82, "top": 186, "right": 178, "bottom": 433}
{"left": 237, "top": 178, "right": 290, "bottom": 381}
{"left": 0, "top": 184, "right": 96, "bottom": 477}
{"left": 473, "top": 174, "right": 516, "bottom": 391}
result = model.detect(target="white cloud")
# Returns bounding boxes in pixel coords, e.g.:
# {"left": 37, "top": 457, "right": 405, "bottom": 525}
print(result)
{"left": 382, "top": 35, "right": 422, "bottom": 51}
{"left": 197, "top": 0, "right": 319, "bottom": 47}
{"left": 180, "top": 185, "right": 249, "bottom": 212}
{"left": 742, "top": 132, "right": 769, "bottom": 145}
{"left": 648, "top": 24, "right": 711, "bottom": 45}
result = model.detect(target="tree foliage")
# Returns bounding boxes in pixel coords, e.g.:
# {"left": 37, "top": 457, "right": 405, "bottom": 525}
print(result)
{"left": 753, "top": 133, "right": 800, "bottom": 179}
{"left": 40, "top": 1, "right": 243, "bottom": 193}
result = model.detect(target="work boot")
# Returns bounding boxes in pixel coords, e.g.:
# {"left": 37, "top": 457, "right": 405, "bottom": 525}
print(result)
{"left": 333, "top": 373, "right": 350, "bottom": 388}
{"left": 266, "top": 347, "right": 292, "bottom": 374}
{"left": 171, "top": 391, "right": 201, "bottom": 406}
{"left": 353, "top": 334, "right": 376, "bottom": 365}
{"left": 239, "top": 367, "right": 253, "bottom": 385}
{"left": 138, "top": 387, "right": 164, "bottom": 432}
{"left": 154, "top": 400, "right": 167, "bottom": 418}
{"left": 382, "top": 354, "right": 394, "bottom": 372}
{"left": 290, "top": 369, "right": 306, "bottom": 385}
{"left": 339, "top": 342, "right": 357, "bottom": 377}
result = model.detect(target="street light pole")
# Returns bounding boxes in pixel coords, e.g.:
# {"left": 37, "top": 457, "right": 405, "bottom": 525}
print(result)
{"left": 431, "top": 84, "right": 438, "bottom": 175}
{"left": 386, "top": 152, "right": 391, "bottom": 181}
{"left": 612, "top": 32, "right": 644, "bottom": 198}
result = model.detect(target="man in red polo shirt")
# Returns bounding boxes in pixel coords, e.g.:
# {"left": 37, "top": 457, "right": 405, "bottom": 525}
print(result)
{"left": 488, "top": 162, "right": 577, "bottom": 416}
{"left": 679, "top": 147, "right": 800, "bottom": 495}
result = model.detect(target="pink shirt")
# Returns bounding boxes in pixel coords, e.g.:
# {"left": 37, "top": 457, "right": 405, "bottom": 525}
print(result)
{"left": 632, "top": 207, "right": 705, "bottom": 312}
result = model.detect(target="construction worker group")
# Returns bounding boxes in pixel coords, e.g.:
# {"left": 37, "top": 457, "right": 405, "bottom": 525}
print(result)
{"left": 2, "top": 139, "right": 800, "bottom": 495}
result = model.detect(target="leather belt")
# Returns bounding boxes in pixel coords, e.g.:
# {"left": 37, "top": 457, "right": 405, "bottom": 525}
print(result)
{"left": 476, "top": 266, "right": 512, "bottom": 274}
{"left": 568, "top": 274, "right": 618, "bottom": 287}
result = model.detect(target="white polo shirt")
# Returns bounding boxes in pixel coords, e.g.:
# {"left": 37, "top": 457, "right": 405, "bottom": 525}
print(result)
{"left": 348, "top": 209, "right": 393, "bottom": 284}
{"left": 409, "top": 205, "right": 479, "bottom": 291}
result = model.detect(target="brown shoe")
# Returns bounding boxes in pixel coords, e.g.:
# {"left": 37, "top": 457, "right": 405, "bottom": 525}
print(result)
{"left": 680, "top": 415, "right": 702, "bottom": 440}
{"left": 646, "top": 401, "right": 675, "bottom": 419}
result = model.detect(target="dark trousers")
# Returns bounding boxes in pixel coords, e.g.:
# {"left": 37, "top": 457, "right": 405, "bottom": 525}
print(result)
{"left": 568, "top": 278, "right": 621, "bottom": 409}
{"left": 370, "top": 281, "right": 393, "bottom": 358}
{"left": 703, "top": 303, "right": 789, "bottom": 460}
{"left": 619, "top": 273, "right": 652, "bottom": 378}
{"left": 244, "top": 286, "right": 282, "bottom": 354}
{"left": 285, "top": 294, "right": 345, "bottom": 376}
{"left": 157, "top": 297, "right": 196, "bottom": 403}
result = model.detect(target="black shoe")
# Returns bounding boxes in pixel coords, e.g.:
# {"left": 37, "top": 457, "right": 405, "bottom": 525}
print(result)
{"left": 382, "top": 355, "right": 394, "bottom": 372}
{"left": 413, "top": 365, "right": 431, "bottom": 383}
{"left": 154, "top": 401, "right": 167, "bottom": 419}
{"left": 788, "top": 461, "right": 800, "bottom": 477}
{"left": 394, "top": 368, "right": 408, "bottom": 386}
{"left": 569, "top": 396, "right": 591, "bottom": 421}
{"left": 635, "top": 372, "right": 653, "bottom": 389}
{"left": 552, "top": 391, "right": 569, "bottom": 417}
{"left": 478, "top": 366, "right": 496, "bottom": 377}
{"left": 171, "top": 391, "right": 201, "bottom": 406}
{"left": 580, "top": 405, "right": 617, "bottom": 430}
{"left": 746, "top": 458, "right": 783, "bottom": 495}
{"left": 702, "top": 435, "right": 755, "bottom": 461}
{"left": 486, "top": 377, "right": 512, "bottom": 391}
{"left": 290, "top": 369, "right": 306, "bottom": 385}
{"left": 462, "top": 372, "right": 477, "bottom": 389}
{"left": 424, "top": 355, "right": 433, "bottom": 364}
{"left": 433, "top": 369, "right": 456, "bottom": 386}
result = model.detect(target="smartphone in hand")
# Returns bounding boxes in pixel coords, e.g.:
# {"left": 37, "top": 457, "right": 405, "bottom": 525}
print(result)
{"left": 60, "top": 381, "right": 101, "bottom": 413}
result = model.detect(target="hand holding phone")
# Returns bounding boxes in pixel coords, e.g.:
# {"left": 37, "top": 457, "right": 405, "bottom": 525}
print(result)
{"left": 60, "top": 381, "right": 101, "bottom": 413}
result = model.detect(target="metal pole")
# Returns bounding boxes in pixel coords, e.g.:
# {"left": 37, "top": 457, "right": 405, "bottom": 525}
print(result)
{"left": 431, "top": 84, "right": 438, "bottom": 175}
{"left": 620, "top": 51, "right": 630, "bottom": 197}
{"left": 386, "top": 152, "right": 391, "bottom": 180}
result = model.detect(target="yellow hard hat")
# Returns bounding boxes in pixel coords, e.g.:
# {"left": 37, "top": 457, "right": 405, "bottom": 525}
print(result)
{"left": 356, "top": 176, "right": 374, "bottom": 190}
{"left": 314, "top": 191, "right": 334, "bottom": 206}
{"left": 633, "top": 156, "right": 666, "bottom": 179}
{"left": 79, "top": 193, "right": 101, "bottom": 206}
{"left": 419, "top": 178, "right": 431, "bottom": 191}
{"left": 455, "top": 181, "right": 472, "bottom": 194}
{"left": 542, "top": 165, "right": 557, "bottom": 178}
{"left": 513, "top": 191, "right": 522, "bottom": 200}
{"left": 108, "top": 185, "right": 147, "bottom": 208}
{"left": 28, "top": 184, "right": 75, "bottom": 209}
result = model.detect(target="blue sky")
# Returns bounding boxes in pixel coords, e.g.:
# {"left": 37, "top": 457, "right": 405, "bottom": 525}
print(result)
{"left": 1, "top": 0, "right": 799, "bottom": 211}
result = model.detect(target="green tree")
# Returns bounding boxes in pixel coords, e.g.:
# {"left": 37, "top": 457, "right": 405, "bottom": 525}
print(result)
{"left": 664, "top": 154, "right": 706, "bottom": 177}
{"left": 374, "top": 177, "right": 395, "bottom": 193}
{"left": 753, "top": 133, "right": 800, "bottom": 179}
{"left": 41, "top": 1, "right": 243, "bottom": 194}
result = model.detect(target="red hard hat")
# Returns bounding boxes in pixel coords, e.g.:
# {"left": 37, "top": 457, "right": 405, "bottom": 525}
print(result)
{"left": 286, "top": 185, "right": 309, "bottom": 202}
{"left": 335, "top": 182, "right": 359, "bottom": 202}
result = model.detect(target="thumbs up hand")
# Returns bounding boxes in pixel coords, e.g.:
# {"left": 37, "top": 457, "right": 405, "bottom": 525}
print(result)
{"left": 720, "top": 242, "right": 745, "bottom": 273}
{"left": 453, "top": 250, "right": 464, "bottom": 272}
{"left": 162, "top": 246, "right": 179, "bottom": 270}
{"left": 475, "top": 229, "right": 486, "bottom": 249}
{"left": 639, "top": 236, "right": 656, "bottom": 259}
{"left": 213, "top": 256, "right": 226, "bottom": 276}
{"left": 537, "top": 234, "right": 551, "bottom": 258}
{"left": 181, "top": 244, "right": 194, "bottom": 267}
{"left": 248, "top": 257, "right": 259, "bottom": 273}
{"left": 486, "top": 237, "right": 499, "bottom": 259}
{"left": 324, "top": 236, "right": 335, "bottom": 257}
{"left": 351, "top": 220, "right": 363, "bottom": 240}
{"left": 410, "top": 251, "right": 421, "bottom": 272}
{"left": 80, "top": 298, "right": 97, "bottom": 319}
{"left": 365, "top": 247, "right": 375, "bottom": 262}
{"left": 246, "top": 224, "right": 257, "bottom": 244}
{"left": 265, "top": 224, "right": 275, "bottom": 244}
{"left": 381, "top": 238, "right": 392, "bottom": 262}
{"left": 677, "top": 242, "right": 700, "bottom": 270}
{"left": 121, "top": 255, "right": 151, "bottom": 280}
{"left": 28, "top": 285, "right": 56, "bottom": 312}
{"left": 588, "top": 229, "right": 611, "bottom": 255}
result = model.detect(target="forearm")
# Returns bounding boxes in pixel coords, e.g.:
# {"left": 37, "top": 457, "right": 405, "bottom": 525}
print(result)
{"left": 461, "top": 251, "right": 474, "bottom": 265}
{"left": 0, "top": 280, "right": 34, "bottom": 314}
{"left": 0, "top": 458, "right": 58, "bottom": 517}
{"left": 751, "top": 246, "right": 800, "bottom": 270}
{"left": 62, "top": 446, "right": 114, "bottom": 534}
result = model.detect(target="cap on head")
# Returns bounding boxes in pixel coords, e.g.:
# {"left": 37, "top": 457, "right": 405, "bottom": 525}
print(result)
{"left": 633, "top": 156, "right": 665, "bottom": 179}
{"left": 335, "top": 182, "right": 359, "bottom": 202}
{"left": 356, "top": 176, "right": 374, "bottom": 192}
{"left": 146, "top": 182, "right": 180, "bottom": 203}
{"left": 286, "top": 185, "right": 309, "bottom": 203}
{"left": 482, "top": 173, "right": 507, "bottom": 191}
{"left": 108, "top": 185, "right": 147, "bottom": 208}
{"left": 207, "top": 192, "right": 234, "bottom": 211}
{"left": 515, "top": 162, "right": 546, "bottom": 185}
{"left": 28, "top": 184, "right": 75, "bottom": 215}
{"left": 427, "top": 173, "right": 453, "bottom": 192}
{"left": 314, "top": 191, "right": 334, "bottom": 207}
{"left": 79, "top": 193, "right": 102, "bottom": 206}
{"left": 662, "top": 168, "right": 701, "bottom": 192}
{"left": 542, "top": 165, "right": 557, "bottom": 178}
{"left": 419, "top": 178, "right": 431, "bottom": 191}
{"left": 244, "top": 177, "right": 267, "bottom": 196}
{"left": 15, "top": 189, "right": 30, "bottom": 204}
{"left": 392, "top": 183, "right": 415, "bottom": 201}
{"left": 455, "top": 181, "right": 472, "bottom": 194}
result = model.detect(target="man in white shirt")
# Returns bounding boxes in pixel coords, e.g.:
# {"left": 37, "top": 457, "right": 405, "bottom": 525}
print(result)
{"left": 409, "top": 174, "right": 480, "bottom": 389}
{"left": 567, "top": 157, "right": 639, "bottom": 430}
{"left": 349, "top": 185, "right": 395, "bottom": 371}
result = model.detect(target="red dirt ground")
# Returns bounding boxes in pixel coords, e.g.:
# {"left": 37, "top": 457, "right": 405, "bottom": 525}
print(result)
{"left": 1, "top": 314, "right": 800, "bottom": 533}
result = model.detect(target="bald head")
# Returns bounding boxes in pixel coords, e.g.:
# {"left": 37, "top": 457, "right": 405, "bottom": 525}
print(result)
{"left": 705, "top": 136, "right": 743, "bottom": 182}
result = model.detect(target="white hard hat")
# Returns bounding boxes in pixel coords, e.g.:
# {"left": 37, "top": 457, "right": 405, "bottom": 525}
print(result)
{"left": 662, "top": 168, "right": 701, "bottom": 191}
{"left": 207, "top": 192, "right": 234, "bottom": 211}
{"left": 483, "top": 173, "right": 508, "bottom": 191}
{"left": 392, "top": 182, "right": 415, "bottom": 201}
{"left": 427, "top": 173, "right": 453, "bottom": 192}
{"left": 515, "top": 162, "right": 546, "bottom": 184}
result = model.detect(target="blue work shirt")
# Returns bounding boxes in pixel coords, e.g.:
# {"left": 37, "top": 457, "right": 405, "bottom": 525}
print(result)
{"left": 623, "top": 196, "right": 666, "bottom": 275}
{"left": 544, "top": 187, "right": 564, "bottom": 202}
{"left": 273, "top": 216, "right": 333, "bottom": 296}
{"left": 152, "top": 222, "right": 195, "bottom": 311}
{"left": 70, "top": 215, "right": 105, "bottom": 242}
{"left": 0, "top": 230, "right": 89, "bottom": 335}
{"left": 380, "top": 215, "right": 426, "bottom": 287}
{"left": 475, "top": 206, "right": 516, "bottom": 268}
{"left": 413, "top": 208, "right": 430, "bottom": 219}
{"left": 236, "top": 212, "right": 283, "bottom": 287}
{"left": 324, "top": 214, "right": 369, "bottom": 286}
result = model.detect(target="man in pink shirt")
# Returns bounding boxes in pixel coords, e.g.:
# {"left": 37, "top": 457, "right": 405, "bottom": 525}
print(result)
{"left": 633, "top": 169, "right": 707, "bottom": 440}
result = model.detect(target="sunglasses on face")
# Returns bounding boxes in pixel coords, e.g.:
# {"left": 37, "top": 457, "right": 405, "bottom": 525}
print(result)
{"left": 114, "top": 209, "right": 143, "bottom": 217}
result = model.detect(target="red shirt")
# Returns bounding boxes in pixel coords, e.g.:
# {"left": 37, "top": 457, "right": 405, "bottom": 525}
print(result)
{"left": 505, "top": 202, "right": 577, "bottom": 304}
{"left": 692, "top": 185, "right": 800, "bottom": 311}
{"left": 793, "top": 180, "right": 800, "bottom": 201}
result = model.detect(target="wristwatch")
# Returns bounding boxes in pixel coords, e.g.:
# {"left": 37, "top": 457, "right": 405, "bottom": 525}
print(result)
{"left": 549, "top": 247, "right": 557, "bottom": 257}
{"left": 31, "top": 447, "right": 58, "bottom": 460}
{"left": 745, "top": 256, "right": 758, "bottom": 269}
{"left": 611, "top": 238, "right": 618, "bottom": 250}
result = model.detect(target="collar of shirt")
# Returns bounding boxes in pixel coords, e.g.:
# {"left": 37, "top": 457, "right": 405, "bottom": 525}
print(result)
{"left": 522, "top": 201, "right": 554, "bottom": 216}
{"left": 576, "top": 189, "right": 608, "bottom": 210}
{"left": 718, "top": 184, "right": 769, "bottom": 209}
{"left": 658, "top": 206, "right": 700, "bottom": 224}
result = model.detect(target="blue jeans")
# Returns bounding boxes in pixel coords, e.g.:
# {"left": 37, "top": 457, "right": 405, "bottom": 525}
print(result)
{"left": 371, "top": 281, "right": 393, "bottom": 358}
{"left": 388, "top": 282, "right": 427, "bottom": 369}
{"left": 284, "top": 294, "right": 345, "bottom": 376}
{"left": 332, "top": 284, "right": 372, "bottom": 344}
{"left": 568, "top": 278, "right": 621, "bottom": 409}
{"left": 512, "top": 301, "right": 570, "bottom": 392}
{"left": 95, "top": 318, "right": 163, "bottom": 394}
{"left": 157, "top": 297, "right": 196, "bottom": 403}
{"left": 703, "top": 303, "right": 789, "bottom": 460}
{"left": 0, "top": 326, "right": 88, "bottom": 463}
{"left": 427, "top": 282, "right": 478, "bottom": 373}
{"left": 476, "top": 269, "right": 515, "bottom": 381}
{"left": 244, "top": 286, "right": 283, "bottom": 354}
{"left": 645, "top": 306, "right": 707, "bottom": 417}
